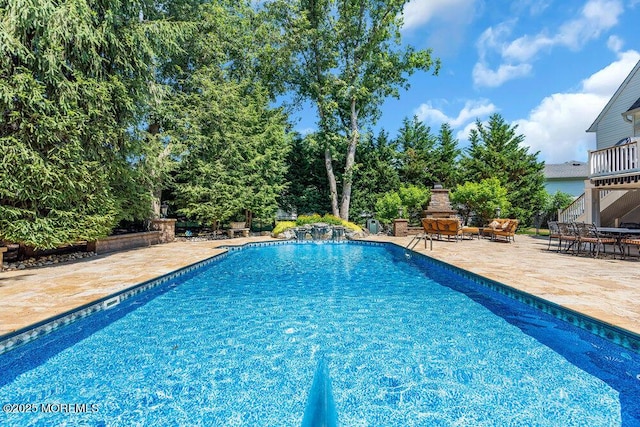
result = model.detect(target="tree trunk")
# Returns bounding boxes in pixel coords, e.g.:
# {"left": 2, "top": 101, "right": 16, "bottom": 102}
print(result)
{"left": 245, "top": 209, "right": 253, "bottom": 228}
{"left": 148, "top": 121, "right": 162, "bottom": 219}
{"left": 339, "top": 97, "right": 359, "bottom": 221}
{"left": 325, "top": 148, "right": 340, "bottom": 217}
{"left": 151, "top": 188, "right": 162, "bottom": 218}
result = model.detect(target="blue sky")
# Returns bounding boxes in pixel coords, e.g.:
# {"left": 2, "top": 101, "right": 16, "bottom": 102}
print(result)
{"left": 291, "top": 0, "right": 640, "bottom": 164}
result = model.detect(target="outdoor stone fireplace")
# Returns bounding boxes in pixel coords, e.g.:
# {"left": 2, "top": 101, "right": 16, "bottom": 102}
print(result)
{"left": 424, "top": 185, "right": 458, "bottom": 218}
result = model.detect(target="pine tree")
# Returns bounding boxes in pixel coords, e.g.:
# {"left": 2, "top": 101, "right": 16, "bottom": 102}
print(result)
{"left": 460, "top": 114, "right": 545, "bottom": 226}
{"left": 0, "top": 0, "right": 173, "bottom": 248}
{"left": 350, "top": 130, "right": 401, "bottom": 219}
{"left": 173, "top": 76, "right": 289, "bottom": 228}
{"left": 395, "top": 116, "right": 438, "bottom": 187}
{"left": 432, "top": 123, "right": 461, "bottom": 189}
{"left": 279, "top": 133, "right": 332, "bottom": 216}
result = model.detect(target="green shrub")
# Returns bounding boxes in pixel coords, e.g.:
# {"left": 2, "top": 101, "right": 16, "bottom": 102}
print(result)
{"left": 450, "top": 178, "right": 511, "bottom": 225}
{"left": 293, "top": 213, "right": 363, "bottom": 232}
{"left": 295, "top": 214, "right": 323, "bottom": 226}
{"left": 375, "top": 192, "right": 402, "bottom": 225}
{"left": 374, "top": 185, "right": 430, "bottom": 225}
{"left": 398, "top": 185, "right": 430, "bottom": 224}
{"left": 272, "top": 221, "right": 296, "bottom": 236}
{"left": 343, "top": 221, "right": 363, "bottom": 232}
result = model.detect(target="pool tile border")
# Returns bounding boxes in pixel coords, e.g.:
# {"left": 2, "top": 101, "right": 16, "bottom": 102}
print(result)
{"left": 0, "top": 251, "right": 230, "bottom": 355}
{"left": 396, "top": 243, "right": 640, "bottom": 354}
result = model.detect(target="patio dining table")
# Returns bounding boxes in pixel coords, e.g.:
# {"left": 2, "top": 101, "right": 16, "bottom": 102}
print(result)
{"left": 597, "top": 227, "right": 640, "bottom": 257}
{"left": 597, "top": 227, "right": 640, "bottom": 235}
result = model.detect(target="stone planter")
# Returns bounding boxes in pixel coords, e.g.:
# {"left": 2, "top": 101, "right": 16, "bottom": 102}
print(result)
{"left": 393, "top": 219, "right": 408, "bottom": 237}
{"left": 151, "top": 218, "right": 177, "bottom": 243}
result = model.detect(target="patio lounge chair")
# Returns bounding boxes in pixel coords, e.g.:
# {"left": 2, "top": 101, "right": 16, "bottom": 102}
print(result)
{"left": 420, "top": 218, "right": 463, "bottom": 241}
{"left": 557, "top": 222, "right": 579, "bottom": 253}
{"left": 487, "top": 218, "right": 519, "bottom": 243}
{"left": 435, "top": 218, "right": 463, "bottom": 241}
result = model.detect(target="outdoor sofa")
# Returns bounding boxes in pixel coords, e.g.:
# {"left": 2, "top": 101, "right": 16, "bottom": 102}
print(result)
{"left": 486, "top": 218, "right": 519, "bottom": 242}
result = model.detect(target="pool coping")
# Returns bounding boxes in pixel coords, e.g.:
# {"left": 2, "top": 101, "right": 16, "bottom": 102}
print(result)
{"left": 1, "top": 239, "right": 638, "bottom": 355}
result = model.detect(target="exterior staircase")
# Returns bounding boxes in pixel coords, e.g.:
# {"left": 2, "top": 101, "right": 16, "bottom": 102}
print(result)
{"left": 600, "top": 189, "right": 640, "bottom": 226}
{"left": 559, "top": 189, "right": 640, "bottom": 226}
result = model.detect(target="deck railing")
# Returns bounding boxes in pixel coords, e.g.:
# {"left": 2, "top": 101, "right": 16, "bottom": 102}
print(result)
{"left": 558, "top": 193, "right": 585, "bottom": 223}
{"left": 589, "top": 140, "right": 639, "bottom": 177}
{"left": 557, "top": 190, "right": 613, "bottom": 223}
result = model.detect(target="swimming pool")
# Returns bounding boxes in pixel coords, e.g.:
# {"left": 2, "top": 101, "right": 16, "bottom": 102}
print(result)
{"left": 0, "top": 242, "right": 639, "bottom": 426}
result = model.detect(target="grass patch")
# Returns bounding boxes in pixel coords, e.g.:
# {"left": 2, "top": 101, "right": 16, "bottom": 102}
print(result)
{"left": 519, "top": 227, "right": 550, "bottom": 236}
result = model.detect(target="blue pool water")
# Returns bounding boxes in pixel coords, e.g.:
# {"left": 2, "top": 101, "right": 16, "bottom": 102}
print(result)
{"left": 1, "top": 242, "right": 639, "bottom": 426}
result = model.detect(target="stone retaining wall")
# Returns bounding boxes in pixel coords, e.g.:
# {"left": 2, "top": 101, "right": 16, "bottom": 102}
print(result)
{"left": 87, "top": 231, "right": 162, "bottom": 255}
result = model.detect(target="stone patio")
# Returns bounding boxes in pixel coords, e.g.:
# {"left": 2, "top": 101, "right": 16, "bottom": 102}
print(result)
{"left": 0, "top": 234, "right": 638, "bottom": 338}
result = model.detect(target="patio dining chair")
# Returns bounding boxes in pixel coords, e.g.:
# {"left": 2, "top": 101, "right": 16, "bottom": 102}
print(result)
{"left": 557, "top": 222, "right": 579, "bottom": 253}
{"left": 575, "top": 223, "right": 617, "bottom": 258}
{"left": 620, "top": 237, "right": 640, "bottom": 259}
{"left": 547, "top": 221, "right": 562, "bottom": 251}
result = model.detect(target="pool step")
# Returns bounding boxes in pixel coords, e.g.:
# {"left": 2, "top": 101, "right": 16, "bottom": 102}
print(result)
{"left": 301, "top": 357, "right": 338, "bottom": 427}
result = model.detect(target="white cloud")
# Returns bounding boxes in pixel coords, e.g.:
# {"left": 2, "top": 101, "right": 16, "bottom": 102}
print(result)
{"left": 515, "top": 0, "right": 551, "bottom": 16}
{"left": 415, "top": 49, "right": 640, "bottom": 163}
{"left": 516, "top": 49, "right": 640, "bottom": 163}
{"left": 402, "top": 0, "right": 475, "bottom": 31}
{"left": 607, "top": 35, "right": 624, "bottom": 52}
{"left": 515, "top": 93, "right": 603, "bottom": 162}
{"left": 581, "top": 49, "right": 640, "bottom": 96}
{"left": 502, "top": 34, "right": 554, "bottom": 62}
{"left": 555, "top": 0, "right": 622, "bottom": 50}
{"left": 474, "top": 0, "right": 624, "bottom": 87}
{"left": 472, "top": 62, "right": 532, "bottom": 88}
{"left": 475, "top": 21, "right": 513, "bottom": 60}
{"left": 415, "top": 99, "right": 497, "bottom": 127}
{"left": 456, "top": 121, "right": 480, "bottom": 143}
{"left": 401, "top": 0, "right": 477, "bottom": 57}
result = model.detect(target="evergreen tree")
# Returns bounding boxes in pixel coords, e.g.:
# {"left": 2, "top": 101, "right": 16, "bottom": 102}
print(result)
{"left": 146, "top": 0, "right": 289, "bottom": 218}
{"left": 279, "top": 133, "right": 332, "bottom": 216}
{"left": 0, "top": 0, "right": 174, "bottom": 248}
{"left": 173, "top": 78, "right": 289, "bottom": 228}
{"left": 432, "top": 123, "right": 461, "bottom": 189}
{"left": 460, "top": 114, "right": 545, "bottom": 226}
{"left": 350, "top": 130, "right": 401, "bottom": 220}
{"left": 395, "top": 116, "right": 438, "bottom": 187}
{"left": 157, "top": 1, "right": 291, "bottom": 227}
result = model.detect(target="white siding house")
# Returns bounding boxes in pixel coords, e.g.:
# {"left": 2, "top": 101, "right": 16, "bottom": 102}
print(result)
{"left": 574, "top": 60, "right": 640, "bottom": 226}
{"left": 588, "top": 61, "right": 640, "bottom": 149}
